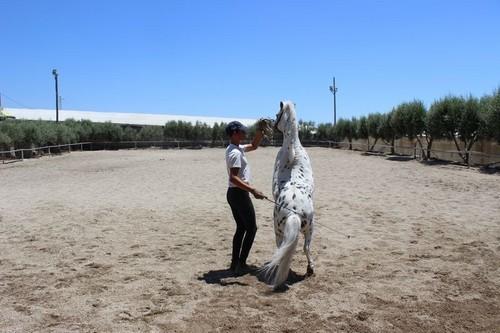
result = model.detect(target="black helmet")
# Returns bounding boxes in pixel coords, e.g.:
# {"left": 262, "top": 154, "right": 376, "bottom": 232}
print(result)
{"left": 225, "top": 121, "right": 248, "bottom": 136}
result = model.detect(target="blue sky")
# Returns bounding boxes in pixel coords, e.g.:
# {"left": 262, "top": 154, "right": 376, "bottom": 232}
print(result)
{"left": 1, "top": 0, "right": 499, "bottom": 124}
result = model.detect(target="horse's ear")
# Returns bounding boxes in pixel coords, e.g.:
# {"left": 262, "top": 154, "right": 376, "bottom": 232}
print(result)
{"left": 280, "top": 101, "right": 284, "bottom": 110}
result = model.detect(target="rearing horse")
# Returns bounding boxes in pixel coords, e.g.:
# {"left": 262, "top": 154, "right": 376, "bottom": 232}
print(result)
{"left": 262, "top": 101, "right": 315, "bottom": 288}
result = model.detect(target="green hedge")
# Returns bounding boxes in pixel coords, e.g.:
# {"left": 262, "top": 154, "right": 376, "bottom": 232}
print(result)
{"left": 0, "top": 119, "right": 239, "bottom": 150}
{"left": 0, "top": 119, "right": 121, "bottom": 150}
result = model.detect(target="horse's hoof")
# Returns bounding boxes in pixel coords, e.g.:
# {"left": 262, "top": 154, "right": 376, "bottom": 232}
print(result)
{"left": 273, "top": 284, "right": 288, "bottom": 292}
{"left": 306, "top": 266, "right": 314, "bottom": 276}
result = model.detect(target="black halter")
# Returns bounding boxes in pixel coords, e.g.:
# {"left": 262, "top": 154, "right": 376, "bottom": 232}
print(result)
{"left": 274, "top": 109, "right": 284, "bottom": 131}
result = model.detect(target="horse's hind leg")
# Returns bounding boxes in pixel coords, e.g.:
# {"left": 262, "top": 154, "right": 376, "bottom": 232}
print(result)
{"left": 275, "top": 228, "right": 284, "bottom": 247}
{"left": 303, "top": 222, "right": 314, "bottom": 276}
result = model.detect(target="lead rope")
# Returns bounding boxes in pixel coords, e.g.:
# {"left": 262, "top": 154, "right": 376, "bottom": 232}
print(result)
{"left": 263, "top": 196, "right": 351, "bottom": 239}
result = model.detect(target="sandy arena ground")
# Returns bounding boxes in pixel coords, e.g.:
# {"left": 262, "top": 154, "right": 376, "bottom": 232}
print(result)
{"left": 1, "top": 147, "right": 499, "bottom": 332}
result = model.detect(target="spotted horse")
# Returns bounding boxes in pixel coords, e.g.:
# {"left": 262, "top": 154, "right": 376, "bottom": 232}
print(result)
{"left": 261, "top": 101, "right": 315, "bottom": 289}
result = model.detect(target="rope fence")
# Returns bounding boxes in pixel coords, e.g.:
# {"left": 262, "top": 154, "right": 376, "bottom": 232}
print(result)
{"left": 0, "top": 142, "right": 92, "bottom": 164}
{"left": 315, "top": 140, "right": 500, "bottom": 167}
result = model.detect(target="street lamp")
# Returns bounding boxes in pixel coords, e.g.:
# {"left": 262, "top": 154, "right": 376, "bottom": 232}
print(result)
{"left": 329, "top": 77, "right": 338, "bottom": 125}
{"left": 52, "top": 69, "right": 59, "bottom": 123}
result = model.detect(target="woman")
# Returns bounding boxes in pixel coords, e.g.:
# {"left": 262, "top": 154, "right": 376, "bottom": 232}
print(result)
{"left": 225, "top": 121, "right": 266, "bottom": 273}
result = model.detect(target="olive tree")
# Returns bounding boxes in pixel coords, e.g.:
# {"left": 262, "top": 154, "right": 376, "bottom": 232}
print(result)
{"left": 316, "top": 123, "right": 333, "bottom": 140}
{"left": 192, "top": 121, "right": 211, "bottom": 141}
{"left": 164, "top": 120, "right": 180, "bottom": 139}
{"left": 482, "top": 89, "right": 500, "bottom": 143}
{"left": 427, "top": 96, "right": 485, "bottom": 164}
{"left": 334, "top": 118, "right": 358, "bottom": 150}
{"left": 0, "top": 120, "right": 26, "bottom": 148}
{"left": 492, "top": 90, "right": 500, "bottom": 142}
{"left": 357, "top": 116, "right": 369, "bottom": 149}
{"left": 210, "top": 122, "right": 228, "bottom": 145}
{"left": 367, "top": 113, "right": 383, "bottom": 151}
{"left": 92, "top": 122, "right": 123, "bottom": 142}
{"left": 0, "top": 131, "right": 12, "bottom": 151}
{"left": 139, "top": 125, "right": 164, "bottom": 141}
{"left": 392, "top": 100, "right": 428, "bottom": 159}
{"left": 18, "top": 121, "right": 42, "bottom": 148}
{"left": 56, "top": 123, "right": 77, "bottom": 144}
{"left": 460, "top": 97, "right": 486, "bottom": 150}
{"left": 379, "top": 110, "right": 396, "bottom": 154}
{"left": 64, "top": 119, "right": 93, "bottom": 142}
{"left": 122, "top": 126, "right": 138, "bottom": 141}
{"left": 298, "top": 120, "right": 316, "bottom": 141}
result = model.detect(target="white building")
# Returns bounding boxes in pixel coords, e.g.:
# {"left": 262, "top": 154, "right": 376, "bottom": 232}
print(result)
{"left": 4, "top": 108, "right": 256, "bottom": 127}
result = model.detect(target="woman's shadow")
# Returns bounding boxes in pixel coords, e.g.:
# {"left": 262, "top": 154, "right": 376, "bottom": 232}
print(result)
{"left": 197, "top": 267, "right": 250, "bottom": 286}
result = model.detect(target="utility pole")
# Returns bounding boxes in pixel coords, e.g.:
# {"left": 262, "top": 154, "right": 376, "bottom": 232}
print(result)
{"left": 52, "top": 69, "right": 59, "bottom": 122}
{"left": 329, "top": 77, "right": 338, "bottom": 125}
{"left": 59, "top": 96, "right": 63, "bottom": 110}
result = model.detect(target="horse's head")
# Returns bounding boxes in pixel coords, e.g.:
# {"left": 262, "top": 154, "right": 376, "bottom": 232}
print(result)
{"left": 274, "top": 101, "right": 297, "bottom": 133}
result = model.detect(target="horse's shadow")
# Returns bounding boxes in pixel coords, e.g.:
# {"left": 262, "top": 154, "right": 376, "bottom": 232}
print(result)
{"left": 255, "top": 267, "right": 307, "bottom": 292}
{"left": 197, "top": 265, "right": 307, "bottom": 291}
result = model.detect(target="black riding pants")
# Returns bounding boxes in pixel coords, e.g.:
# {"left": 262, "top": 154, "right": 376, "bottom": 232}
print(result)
{"left": 226, "top": 187, "right": 257, "bottom": 265}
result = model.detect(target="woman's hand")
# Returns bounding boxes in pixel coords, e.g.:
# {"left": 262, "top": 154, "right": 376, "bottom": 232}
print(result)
{"left": 251, "top": 188, "right": 266, "bottom": 200}
{"left": 256, "top": 118, "right": 274, "bottom": 139}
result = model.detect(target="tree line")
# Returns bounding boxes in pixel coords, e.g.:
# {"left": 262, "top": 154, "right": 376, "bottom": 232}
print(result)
{"left": 0, "top": 119, "right": 234, "bottom": 151}
{"left": 326, "top": 89, "right": 500, "bottom": 164}
{"left": 1, "top": 89, "right": 499, "bottom": 164}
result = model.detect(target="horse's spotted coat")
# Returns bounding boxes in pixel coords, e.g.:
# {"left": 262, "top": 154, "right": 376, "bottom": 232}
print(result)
{"left": 272, "top": 101, "right": 315, "bottom": 274}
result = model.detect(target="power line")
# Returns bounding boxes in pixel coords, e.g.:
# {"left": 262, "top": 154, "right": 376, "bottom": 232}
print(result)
{"left": 0, "top": 91, "right": 33, "bottom": 109}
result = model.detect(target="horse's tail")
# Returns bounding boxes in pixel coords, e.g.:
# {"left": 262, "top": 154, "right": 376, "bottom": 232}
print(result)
{"left": 261, "top": 214, "right": 300, "bottom": 288}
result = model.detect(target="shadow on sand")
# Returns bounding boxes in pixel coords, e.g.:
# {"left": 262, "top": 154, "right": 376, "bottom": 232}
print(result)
{"left": 256, "top": 269, "right": 307, "bottom": 293}
{"left": 385, "top": 155, "right": 414, "bottom": 162}
{"left": 361, "top": 151, "right": 385, "bottom": 157}
{"left": 479, "top": 164, "right": 500, "bottom": 175}
{"left": 361, "top": 152, "right": 417, "bottom": 163}
{"left": 419, "top": 159, "right": 500, "bottom": 174}
{"left": 197, "top": 265, "right": 307, "bottom": 292}
{"left": 197, "top": 268, "right": 250, "bottom": 286}
{"left": 420, "top": 159, "right": 460, "bottom": 167}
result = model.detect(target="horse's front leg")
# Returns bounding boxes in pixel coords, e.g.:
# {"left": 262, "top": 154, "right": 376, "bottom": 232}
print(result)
{"left": 303, "top": 221, "right": 314, "bottom": 276}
